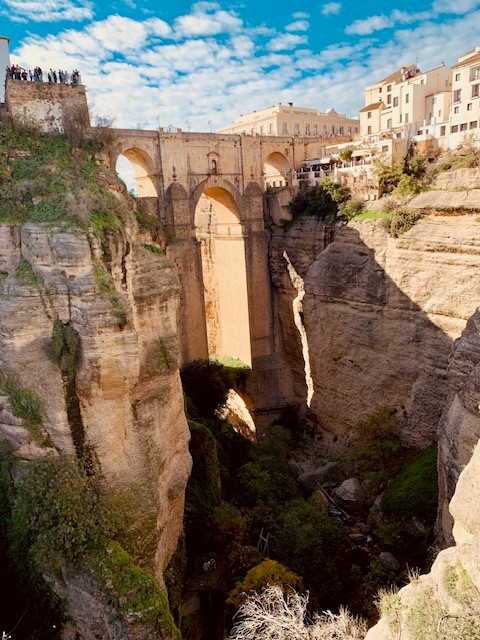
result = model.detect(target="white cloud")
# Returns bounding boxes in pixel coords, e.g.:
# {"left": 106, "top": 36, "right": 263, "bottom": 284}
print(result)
{"left": 345, "top": 9, "right": 433, "bottom": 35}
{"left": 9, "top": 3, "right": 480, "bottom": 136}
{"left": 267, "top": 33, "right": 308, "bottom": 51}
{"left": 433, "top": 0, "right": 480, "bottom": 13}
{"left": 292, "top": 11, "right": 309, "bottom": 19}
{"left": 1, "top": 0, "right": 93, "bottom": 22}
{"left": 285, "top": 20, "right": 309, "bottom": 32}
{"left": 321, "top": 2, "right": 342, "bottom": 16}
{"left": 173, "top": 3, "right": 243, "bottom": 37}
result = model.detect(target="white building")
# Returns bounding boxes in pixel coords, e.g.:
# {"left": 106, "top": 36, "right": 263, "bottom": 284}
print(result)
{"left": 0, "top": 36, "right": 10, "bottom": 103}
{"left": 218, "top": 103, "right": 359, "bottom": 137}
{"left": 360, "top": 63, "right": 451, "bottom": 145}
{"left": 448, "top": 47, "right": 480, "bottom": 148}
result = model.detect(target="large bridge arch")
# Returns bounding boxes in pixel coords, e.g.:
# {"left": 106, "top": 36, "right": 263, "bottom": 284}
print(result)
{"left": 194, "top": 185, "right": 252, "bottom": 366}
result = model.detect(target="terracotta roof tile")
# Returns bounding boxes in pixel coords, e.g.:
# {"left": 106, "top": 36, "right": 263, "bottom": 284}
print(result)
{"left": 452, "top": 53, "right": 480, "bottom": 69}
{"left": 379, "top": 64, "right": 418, "bottom": 85}
{"left": 359, "top": 102, "right": 383, "bottom": 113}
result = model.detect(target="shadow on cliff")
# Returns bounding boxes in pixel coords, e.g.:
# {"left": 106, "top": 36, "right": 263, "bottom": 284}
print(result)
{"left": 273, "top": 221, "right": 455, "bottom": 448}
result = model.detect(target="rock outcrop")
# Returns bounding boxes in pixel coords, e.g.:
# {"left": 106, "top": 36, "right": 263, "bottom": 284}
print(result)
{"left": 0, "top": 219, "right": 191, "bottom": 637}
{"left": 271, "top": 214, "right": 480, "bottom": 448}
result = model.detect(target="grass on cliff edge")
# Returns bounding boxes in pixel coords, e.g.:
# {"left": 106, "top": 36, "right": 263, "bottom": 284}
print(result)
{"left": 0, "top": 118, "right": 134, "bottom": 236}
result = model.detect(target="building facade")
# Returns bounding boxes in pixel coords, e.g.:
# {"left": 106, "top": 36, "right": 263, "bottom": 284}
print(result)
{"left": 360, "top": 63, "right": 452, "bottom": 143}
{"left": 218, "top": 103, "right": 359, "bottom": 138}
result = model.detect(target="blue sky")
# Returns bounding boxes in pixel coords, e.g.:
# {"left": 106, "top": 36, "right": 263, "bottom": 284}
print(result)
{"left": 2, "top": 0, "right": 480, "bottom": 131}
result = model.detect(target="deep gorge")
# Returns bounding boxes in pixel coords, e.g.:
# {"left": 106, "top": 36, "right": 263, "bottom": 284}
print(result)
{"left": 1, "top": 116, "right": 480, "bottom": 640}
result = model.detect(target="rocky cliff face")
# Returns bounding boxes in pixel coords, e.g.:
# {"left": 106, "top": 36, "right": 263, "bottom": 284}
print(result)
{"left": 271, "top": 214, "right": 480, "bottom": 449}
{"left": 364, "top": 436, "right": 480, "bottom": 640}
{"left": 0, "top": 219, "right": 191, "bottom": 636}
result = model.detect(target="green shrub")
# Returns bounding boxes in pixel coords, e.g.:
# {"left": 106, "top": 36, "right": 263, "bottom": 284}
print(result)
{"left": 10, "top": 455, "right": 111, "bottom": 572}
{"left": 391, "top": 174, "right": 423, "bottom": 196}
{"left": 51, "top": 321, "right": 80, "bottom": 383}
{"left": 95, "top": 542, "right": 181, "bottom": 638}
{"left": 382, "top": 207, "right": 424, "bottom": 238}
{"left": 438, "top": 162, "right": 452, "bottom": 172}
{"left": 352, "top": 408, "right": 406, "bottom": 494}
{"left": 0, "top": 373, "right": 46, "bottom": 443}
{"left": 338, "top": 197, "right": 365, "bottom": 220}
{"left": 271, "top": 499, "right": 352, "bottom": 610}
{"left": 227, "top": 558, "right": 303, "bottom": 608}
{"left": 14, "top": 257, "right": 43, "bottom": 286}
{"left": 142, "top": 242, "right": 166, "bottom": 257}
{"left": 382, "top": 445, "right": 438, "bottom": 521}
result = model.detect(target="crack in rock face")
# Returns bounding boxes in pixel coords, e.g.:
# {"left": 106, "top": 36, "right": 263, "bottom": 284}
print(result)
{"left": 283, "top": 250, "right": 314, "bottom": 407}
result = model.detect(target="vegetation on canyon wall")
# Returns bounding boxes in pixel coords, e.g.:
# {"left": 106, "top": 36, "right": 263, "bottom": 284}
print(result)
{"left": 0, "top": 121, "right": 179, "bottom": 639}
{"left": 288, "top": 177, "right": 365, "bottom": 224}
{"left": 0, "top": 446, "right": 180, "bottom": 639}
{"left": 0, "top": 114, "right": 155, "bottom": 241}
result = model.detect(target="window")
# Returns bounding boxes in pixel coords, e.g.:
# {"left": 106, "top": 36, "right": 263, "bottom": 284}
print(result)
{"left": 405, "top": 94, "right": 409, "bottom": 103}
{"left": 455, "top": 73, "right": 460, "bottom": 81}
{"left": 387, "top": 118, "right": 392, "bottom": 128}
{"left": 440, "top": 125, "right": 446, "bottom": 136}
{"left": 454, "top": 106, "right": 459, "bottom": 114}
{"left": 323, "top": 125, "right": 327, "bottom": 133}
{"left": 470, "top": 67, "right": 480, "bottom": 81}
{"left": 211, "top": 159, "right": 217, "bottom": 174}
{"left": 347, "top": 126, "right": 351, "bottom": 134}
{"left": 387, "top": 94, "right": 392, "bottom": 104}
{"left": 269, "top": 123, "right": 273, "bottom": 133}
{"left": 313, "top": 124, "right": 318, "bottom": 135}
{"left": 405, "top": 113, "right": 409, "bottom": 123}
{"left": 472, "top": 84, "right": 479, "bottom": 98}
{"left": 282, "top": 122, "right": 287, "bottom": 133}
{"left": 354, "top": 127, "right": 359, "bottom": 133}
{"left": 339, "top": 126, "right": 344, "bottom": 134}
{"left": 260, "top": 126, "right": 264, "bottom": 134}
{"left": 438, "top": 110, "right": 442, "bottom": 117}
{"left": 468, "top": 103, "right": 473, "bottom": 111}
{"left": 453, "top": 89, "right": 461, "bottom": 103}
{"left": 331, "top": 125, "right": 335, "bottom": 134}
{"left": 294, "top": 123, "right": 300, "bottom": 134}
{"left": 399, "top": 113, "right": 402, "bottom": 122}
{"left": 387, "top": 84, "right": 392, "bottom": 92}
{"left": 417, "top": 130, "right": 423, "bottom": 135}
{"left": 305, "top": 124, "right": 310, "bottom": 135}
{"left": 367, "top": 125, "right": 372, "bottom": 134}
{"left": 470, "top": 121, "right": 478, "bottom": 129}
{"left": 382, "top": 145, "right": 388, "bottom": 152}
{"left": 368, "top": 111, "right": 372, "bottom": 118}
{"left": 451, "top": 125, "right": 459, "bottom": 133}
{"left": 393, "top": 96, "right": 399, "bottom": 107}
{"left": 460, "top": 123, "right": 468, "bottom": 131}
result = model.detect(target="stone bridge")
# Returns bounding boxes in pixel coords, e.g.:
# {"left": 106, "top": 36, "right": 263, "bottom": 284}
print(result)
{"left": 110, "top": 129, "right": 327, "bottom": 420}
{"left": 4, "top": 77, "right": 350, "bottom": 422}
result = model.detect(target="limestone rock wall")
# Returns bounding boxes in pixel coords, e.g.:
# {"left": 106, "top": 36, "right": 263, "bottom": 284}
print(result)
{"left": 271, "top": 215, "right": 480, "bottom": 448}
{"left": 0, "top": 221, "right": 191, "bottom": 581}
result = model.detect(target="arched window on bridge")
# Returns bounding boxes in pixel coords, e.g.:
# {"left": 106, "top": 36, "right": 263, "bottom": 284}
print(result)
{"left": 115, "top": 148, "right": 157, "bottom": 199}
{"left": 263, "top": 151, "right": 289, "bottom": 189}
{"left": 195, "top": 186, "right": 252, "bottom": 367}
{"left": 210, "top": 159, "right": 218, "bottom": 175}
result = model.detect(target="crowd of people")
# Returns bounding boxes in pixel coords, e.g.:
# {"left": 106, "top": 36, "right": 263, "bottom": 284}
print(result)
{"left": 5, "top": 65, "right": 81, "bottom": 85}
